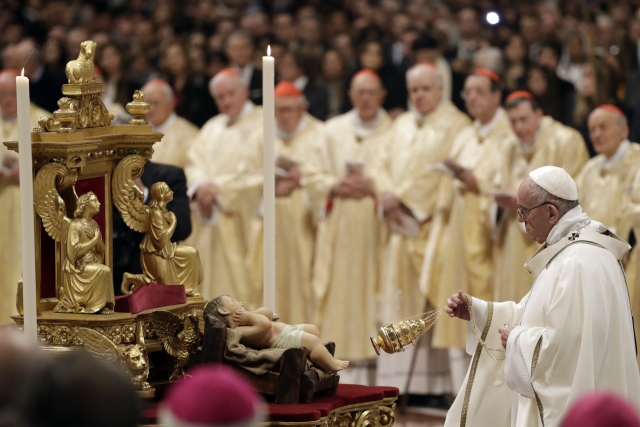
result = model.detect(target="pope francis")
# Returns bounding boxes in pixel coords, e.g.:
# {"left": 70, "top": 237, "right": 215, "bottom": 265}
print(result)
{"left": 444, "top": 166, "right": 640, "bottom": 427}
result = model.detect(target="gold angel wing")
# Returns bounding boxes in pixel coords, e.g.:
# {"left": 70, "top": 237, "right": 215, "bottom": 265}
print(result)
{"left": 78, "top": 328, "right": 120, "bottom": 362}
{"left": 33, "top": 163, "right": 75, "bottom": 242}
{"left": 112, "top": 155, "right": 149, "bottom": 232}
{"left": 151, "top": 311, "right": 182, "bottom": 357}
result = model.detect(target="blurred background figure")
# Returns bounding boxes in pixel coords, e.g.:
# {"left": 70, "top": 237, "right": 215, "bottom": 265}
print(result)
{"left": 225, "top": 31, "right": 262, "bottom": 106}
{"left": 0, "top": 328, "right": 45, "bottom": 423}
{"left": 141, "top": 79, "right": 199, "bottom": 169}
{"left": 161, "top": 41, "right": 216, "bottom": 128}
{"left": 277, "top": 51, "right": 329, "bottom": 120}
{"left": 160, "top": 365, "right": 264, "bottom": 427}
{"left": 19, "top": 352, "right": 141, "bottom": 427}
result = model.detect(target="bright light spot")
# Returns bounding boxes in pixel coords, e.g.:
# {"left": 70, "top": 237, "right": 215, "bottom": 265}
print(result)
{"left": 610, "top": 45, "right": 620, "bottom": 55}
{"left": 267, "top": 45, "right": 271, "bottom": 56}
{"left": 487, "top": 12, "right": 500, "bottom": 25}
{"left": 21, "top": 68, "right": 24, "bottom": 77}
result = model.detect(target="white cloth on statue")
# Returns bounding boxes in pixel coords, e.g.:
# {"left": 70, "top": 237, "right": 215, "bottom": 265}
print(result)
{"left": 446, "top": 206, "right": 640, "bottom": 427}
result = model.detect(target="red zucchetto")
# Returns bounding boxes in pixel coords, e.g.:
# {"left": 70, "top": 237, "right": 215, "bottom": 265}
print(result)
{"left": 274, "top": 81, "right": 303, "bottom": 97}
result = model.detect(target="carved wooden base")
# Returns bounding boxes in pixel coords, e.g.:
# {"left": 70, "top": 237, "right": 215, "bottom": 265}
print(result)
{"left": 265, "top": 397, "right": 397, "bottom": 427}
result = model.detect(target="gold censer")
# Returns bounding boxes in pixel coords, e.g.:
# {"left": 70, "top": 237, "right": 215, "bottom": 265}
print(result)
{"left": 371, "top": 308, "right": 446, "bottom": 355}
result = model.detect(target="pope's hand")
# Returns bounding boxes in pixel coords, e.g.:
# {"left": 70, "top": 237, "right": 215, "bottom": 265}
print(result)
{"left": 498, "top": 325, "right": 516, "bottom": 349}
{"left": 382, "top": 192, "right": 404, "bottom": 225}
{"left": 446, "top": 290, "right": 470, "bottom": 321}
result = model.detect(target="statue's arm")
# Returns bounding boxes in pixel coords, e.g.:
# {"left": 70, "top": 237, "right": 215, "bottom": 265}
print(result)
{"left": 66, "top": 222, "right": 99, "bottom": 261}
{"left": 148, "top": 209, "right": 175, "bottom": 248}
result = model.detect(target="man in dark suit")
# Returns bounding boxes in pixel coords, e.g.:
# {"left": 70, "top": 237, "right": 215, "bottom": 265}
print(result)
{"left": 112, "top": 161, "right": 192, "bottom": 295}
{"left": 225, "top": 31, "right": 263, "bottom": 105}
{"left": 277, "top": 51, "right": 329, "bottom": 120}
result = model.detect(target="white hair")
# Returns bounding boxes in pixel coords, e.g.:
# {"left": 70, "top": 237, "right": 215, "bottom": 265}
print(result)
{"left": 208, "top": 73, "right": 246, "bottom": 98}
{"left": 529, "top": 180, "right": 579, "bottom": 215}
{"left": 473, "top": 47, "right": 504, "bottom": 76}
{"left": 141, "top": 80, "right": 174, "bottom": 101}
{"left": 406, "top": 63, "right": 442, "bottom": 88}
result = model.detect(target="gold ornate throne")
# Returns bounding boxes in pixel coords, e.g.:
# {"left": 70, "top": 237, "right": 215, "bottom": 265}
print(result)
{"left": 3, "top": 40, "right": 206, "bottom": 396}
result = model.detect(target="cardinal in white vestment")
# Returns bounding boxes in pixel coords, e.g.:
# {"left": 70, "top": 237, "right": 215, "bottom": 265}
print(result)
{"left": 184, "top": 69, "right": 263, "bottom": 303}
{"left": 444, "top": 166, "right": 640, "bottom": 427}
{"left": 141, "top": 79, "right": 199, "bottom": 169}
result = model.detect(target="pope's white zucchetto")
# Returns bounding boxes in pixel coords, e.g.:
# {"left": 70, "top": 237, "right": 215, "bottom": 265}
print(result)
{"left": 528, "top": 166, "right": 578, "bottom": 201}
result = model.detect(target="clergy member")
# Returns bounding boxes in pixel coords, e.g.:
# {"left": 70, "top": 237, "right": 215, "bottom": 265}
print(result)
{"left": 0, "top": 69, "right": 49, "bottom": 324}
{"left": 419, "top": 69, "right": 515, "bottom": 370}
{"left": 444, "top": 166, "right": 640, "bottom": 427}
{"left": 493, "top": 91, "right": 588, "bottom": 303}
{"left": 142, "top": 79, "right": 199, "bottom": 169}
{"left": 184, "top": 68, "right": 263, "bottom": 302}
{"left": 375, "top": 63, "right": 470, "bottom": 392}
{"left": 312, "top": 70, "right": 392, "bottom": 383}
{"left": 575, "top": 104, "right": 640, "bottom": 363}
{"left": 245, "top": 81, "right": 329, "bottom": 324}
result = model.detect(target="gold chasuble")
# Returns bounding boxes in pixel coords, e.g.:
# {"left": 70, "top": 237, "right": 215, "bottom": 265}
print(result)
{"left": 420, "top": 108, "right": 515, "bottom": 349}
{"left": 376, "top": 102, "right": 471, "bottom": 321}
{"left": 576, "top": 140, "right": 640, "bottom": 363}
{"left": 245, "top": 113, "right": 328, "bottom": 324}
{"left": 312, "top": 109, "right": 392, "bottom": 361}
{"left": 184, "top": 103, "right": 263, "bottom": 303}
{"left": 0, "top": 103, "right": 49, "bottom": 324}
{"left": 494, "top": 116, "right": 588, "bottom": 303}
{"left": 150, "top": 113, "right": 199, "bottom": 169}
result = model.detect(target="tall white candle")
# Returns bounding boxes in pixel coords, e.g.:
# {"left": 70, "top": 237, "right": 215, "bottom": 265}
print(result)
{"left": 17, "top": 70, "right": 37, "bottom": 343}
{"left": 262, "top": 47, "right": 276, "bottom": 311}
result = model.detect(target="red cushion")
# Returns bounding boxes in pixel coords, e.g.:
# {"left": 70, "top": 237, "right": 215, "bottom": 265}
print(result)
{"left": 367, "top": 386, "right": 400, "bottom": 398}
{"left": 114, "top": 283, "right": 187, "bottom": 314}
{"left": 267, "top": 384, "right": 393, "bottom": 422}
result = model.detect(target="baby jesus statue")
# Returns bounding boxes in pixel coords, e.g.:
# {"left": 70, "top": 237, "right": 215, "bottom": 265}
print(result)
{"left": 206, "top": 295, "right": 349, "bottom": 373}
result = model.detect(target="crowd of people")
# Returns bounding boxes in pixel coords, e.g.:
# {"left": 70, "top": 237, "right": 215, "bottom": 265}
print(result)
{"left": 1, "top": 0, "right": 640, "bottom": 417}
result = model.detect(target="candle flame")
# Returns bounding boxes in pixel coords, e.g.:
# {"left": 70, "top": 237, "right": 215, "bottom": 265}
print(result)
{"left": 267, "top": 45, "right": 271, "bottom": 56}
{"left": 21, "top": 68, "right": 24, "bottom": 77}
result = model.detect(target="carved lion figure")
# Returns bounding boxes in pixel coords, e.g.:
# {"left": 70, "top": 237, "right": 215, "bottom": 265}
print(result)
{"left": 78, "top": 328, "right": 151, "bottom": 391}
{"left": 65, "top": 40, "right": 97, "bottom": 84}
{"left": 121, "top": 344, "right": 151, "bottom": 390}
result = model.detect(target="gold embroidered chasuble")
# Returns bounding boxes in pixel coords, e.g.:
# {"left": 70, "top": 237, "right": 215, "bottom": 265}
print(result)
{"left": 183, "top": 105, "right": 264, "bottom": 303}
{"left": 420, "top": 108, "right": 515, "bottom": 349}
{"left": 312, "top": 109, "right": 392, "bottom": 361}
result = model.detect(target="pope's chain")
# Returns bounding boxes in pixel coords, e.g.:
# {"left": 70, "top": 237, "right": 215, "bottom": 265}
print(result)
{"left": 465, "top": 293, "right": 506, "bottom": 360}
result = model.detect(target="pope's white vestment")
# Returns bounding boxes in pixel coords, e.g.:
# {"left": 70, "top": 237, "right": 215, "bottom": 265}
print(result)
{"left": 445, "top": 206, "right": 640, "bottom": 427}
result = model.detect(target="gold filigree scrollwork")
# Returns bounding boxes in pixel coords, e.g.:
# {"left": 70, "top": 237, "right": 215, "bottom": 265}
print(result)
{"left": 379, "top": 402, "right": 396, "bottom": 427}
{"left": 34, "top": 324, "right": 138, "bottom": 347}
{"left": 355, "top": 409, "right": 379, "bottom": 427}
{"left": 327, "top": 412, "right": 352, "bottom": 427}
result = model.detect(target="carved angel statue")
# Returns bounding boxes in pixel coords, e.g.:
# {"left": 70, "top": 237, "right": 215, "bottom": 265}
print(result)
{"left": 34, "top": 164, "right": 115, "bottom": 314}
{"left": 152, "top": 311, "right": 200, "bottom": 380}
{"left": 113, "top": 155, "right": 203, "bottom": 297}
{"left": 78, "top": 328, "right": 151, "bottom": 390}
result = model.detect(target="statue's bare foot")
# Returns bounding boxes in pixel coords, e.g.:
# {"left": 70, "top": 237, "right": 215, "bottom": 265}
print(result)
{"left": 330, "top": 359, "right": 349, "bottom": 372}
{"left": 186, "top": 290, "right": 201, "bottom": 297}
{"left": 99, "top": 307, "right": 114, "bottom": 314}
